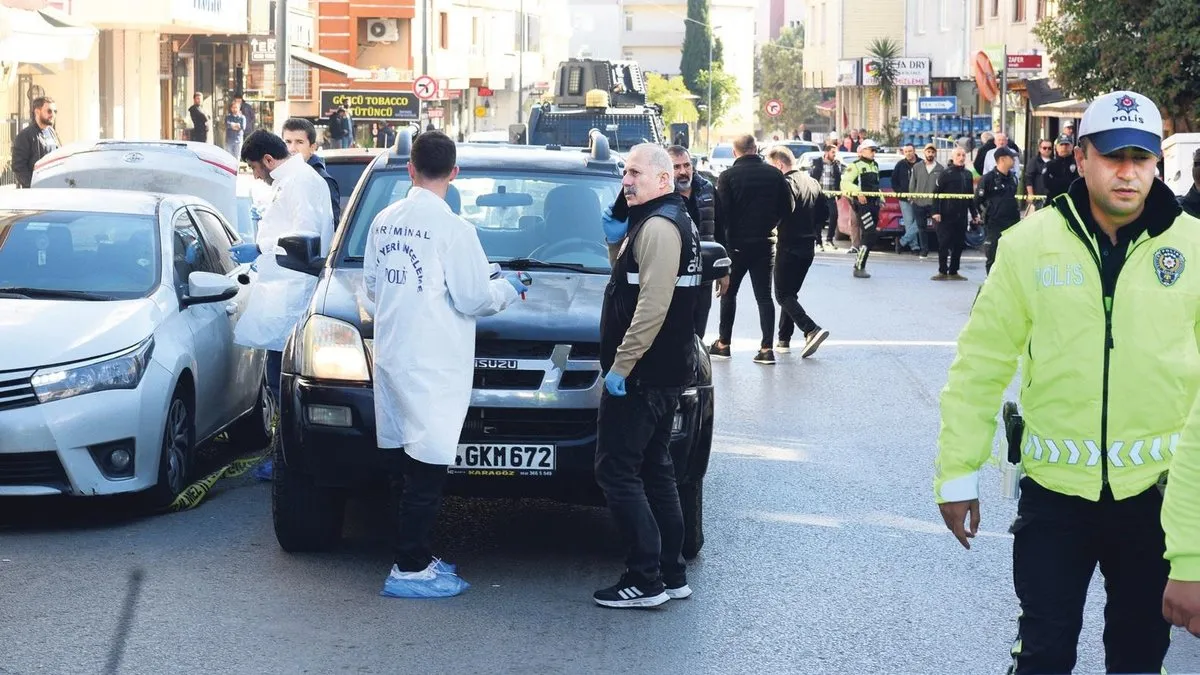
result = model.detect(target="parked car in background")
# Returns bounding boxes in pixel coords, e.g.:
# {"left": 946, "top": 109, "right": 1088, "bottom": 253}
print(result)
{"left": 707, "top": 143, "right": 735, "bottom": 175}
{"left": 318, "top": 147, "right": 386, "bottom": 222}
{"left": 0, "top": 189, "right": 272, "bottom": 505}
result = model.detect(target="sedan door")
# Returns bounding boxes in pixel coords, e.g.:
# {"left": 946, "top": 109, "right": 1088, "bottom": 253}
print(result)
{"left": 188, "top": 205, "right": 262, "bottom": 424}
{"left": 169, "top": 210, "right": 233, "bottom": 440}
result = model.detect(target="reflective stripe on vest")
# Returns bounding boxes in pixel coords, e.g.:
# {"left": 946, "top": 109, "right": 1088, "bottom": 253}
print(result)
{"left": 625, "top": 272, "right": 703, "bottom": 287}
{"left": 1023, "top": 432, "right": 1179, "bottom": 467}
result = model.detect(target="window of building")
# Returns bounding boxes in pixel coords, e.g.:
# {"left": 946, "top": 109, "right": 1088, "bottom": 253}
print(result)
{"left": 472, "top": 16, "right": 480, "bottom": 48}
{"left": 991, "top": 0, "right": 999, "bottom": 17}
{"left": 1014, "top": 0, "right": 1026, "bottom": 22}
{"left": 622, "top": 49, "right": 634, "bottom": 60}
{"left": 525, "top": 14, "right": 541, "bottom": 53}
{"left": 976, "top": 0, "right": 984, "bottom": 25}
{"left": 439, "top": 12, "right": 449, "bottom": 49}
{"left": 916, "top": 0, "right": 926, "bottom": 33}
{"left": 1036, "top": 0, "right": 1048, "bottom": 18}
{"left": 624, "top": 12, "right": 633, "bottom": 31}
{"left": 939, "top": 0, "right": 949, "bottom": 30}
{"left": 819, "top": 2, "right": 826, "bottom": 44}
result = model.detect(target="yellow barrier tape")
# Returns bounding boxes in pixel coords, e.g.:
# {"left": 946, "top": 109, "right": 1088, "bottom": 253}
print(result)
{"left": 166, "top": 449, "right": 271, "bottom": 513}
{"left": 823, "top": 190, "right": 1046, "bottom": 201}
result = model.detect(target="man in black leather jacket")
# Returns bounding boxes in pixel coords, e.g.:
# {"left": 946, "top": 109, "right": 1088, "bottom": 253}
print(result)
{"left": 975, "top": 145, "right": 1021, "bottom": 274}
{"left": 710, "top": 134, "right": 795, "bottom": 365}
{"left": 668, "top": 145, "right": 720, "bottom": 337}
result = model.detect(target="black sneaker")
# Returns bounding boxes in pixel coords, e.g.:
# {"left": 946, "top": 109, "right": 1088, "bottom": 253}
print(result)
{"left": 664, "top": 574, "right": 692, "bottom": 599}
{"left": 593, "top": 573, "right": 669, "bottom": 608}
{"left": 775, "top": 340, "right": 791, "bottom": 353}
{"left": 801, "top": 328, "right": 830, "bottom": 358}
{"left": 753, "top": 348, "right": 776, "bottom": 365}
{"left": 708, "top": 341, "right": 731, "bottom": 359}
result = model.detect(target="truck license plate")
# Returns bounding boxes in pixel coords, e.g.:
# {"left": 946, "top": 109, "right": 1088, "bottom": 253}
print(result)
{"left": 451, "top": 444, "right": 556, "bottom": 476}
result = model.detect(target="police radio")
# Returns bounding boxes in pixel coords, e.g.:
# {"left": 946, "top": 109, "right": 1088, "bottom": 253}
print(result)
{"left": 1001, "top": 401, "right": 1024, "bottom": 499}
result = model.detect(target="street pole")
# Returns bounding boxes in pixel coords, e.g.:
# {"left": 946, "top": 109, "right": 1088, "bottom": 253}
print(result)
{"left": 999, "top": 43, "right": 1007, "bottom": 136}
{"left": 274, "top": 0, "right": 288, "bottom": 132}
{"left": 517, "top": 0, "right": 524, "bottom": 124}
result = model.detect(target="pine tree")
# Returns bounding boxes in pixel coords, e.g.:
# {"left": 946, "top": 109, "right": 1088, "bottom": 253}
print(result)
{"left": 680, "top": 0, "right": 712, "bottom": 96}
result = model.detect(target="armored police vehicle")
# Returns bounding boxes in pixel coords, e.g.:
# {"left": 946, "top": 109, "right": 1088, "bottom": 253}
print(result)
{"left": 527, "top": 58, "right": 667, "bottom": 151}
{"left": 270, "top": 131, "right": 728, "bottom": 559}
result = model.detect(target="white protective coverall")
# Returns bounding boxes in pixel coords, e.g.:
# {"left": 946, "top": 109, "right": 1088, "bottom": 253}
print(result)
{"left": 234, "top": 154, "right": 335, "bottom": 350}
{"left": 363, "top": 186, "right": 520, "bottom": 465}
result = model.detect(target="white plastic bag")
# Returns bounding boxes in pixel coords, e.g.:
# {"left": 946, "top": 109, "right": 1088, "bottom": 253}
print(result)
{"left": 234, "top": 258, "right": 317, "bottom": 351}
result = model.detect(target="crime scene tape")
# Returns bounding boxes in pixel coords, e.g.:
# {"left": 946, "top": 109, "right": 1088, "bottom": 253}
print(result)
{"left": 822, "top": 190, "right": 1046, "bottom": 201}
{"left": 166, "top": 448, "right": 271, "bottom": 513}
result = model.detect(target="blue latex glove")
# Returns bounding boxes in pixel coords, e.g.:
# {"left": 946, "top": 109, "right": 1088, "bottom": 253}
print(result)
{"left": 231, "top": 242, "right": 261, "bottom": 264}
{"left": 503, "top": 272, "right": 529, "bottom": 299}
{"left": 604, "top": 371, "right": 626, "bottom": 396}
{"left": 602, "top": 206, "right": 629, "bottom": 244}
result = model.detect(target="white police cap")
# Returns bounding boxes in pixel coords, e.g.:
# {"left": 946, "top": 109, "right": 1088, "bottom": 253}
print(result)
{"left": 1078, "top": 90, "right": 1163, "bottom": 157}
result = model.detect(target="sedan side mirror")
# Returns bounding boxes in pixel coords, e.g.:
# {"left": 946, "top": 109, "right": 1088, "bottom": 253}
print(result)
{"left": 700, "top": 241, "right": 731, "bottom": 283}
{"left": 276, "top": 234, "right": 325, "bottom": 276}
{"left": 182, "top": 271, "right": 239, "bottom": 308}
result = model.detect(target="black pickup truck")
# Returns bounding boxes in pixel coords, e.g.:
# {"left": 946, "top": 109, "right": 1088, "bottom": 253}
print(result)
{"left": 270, "top": 133, "right": 728, "bottom": 560}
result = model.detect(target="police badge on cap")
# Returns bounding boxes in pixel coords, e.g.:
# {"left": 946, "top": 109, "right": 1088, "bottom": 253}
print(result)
{"left": 1153, "top": 247, "right": 1185, "bottom": 287}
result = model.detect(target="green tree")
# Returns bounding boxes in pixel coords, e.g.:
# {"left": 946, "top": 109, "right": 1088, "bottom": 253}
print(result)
{"left": 865, "top": 37, "right": 902, "bottom": 127}
{"left": 755, "top": 26, "right": 820, "bottom": 132}
{"left": 696, "top": 67, "right": 740, "bottom": 129}
{"left": 646, "top": 73, "right": 700, "bottom": 125}
{"left": 1034, "top": 0, "right": 1200, "bottom": 133}
{"left": 680, "top": 0, "right": 713, "bottom": 95}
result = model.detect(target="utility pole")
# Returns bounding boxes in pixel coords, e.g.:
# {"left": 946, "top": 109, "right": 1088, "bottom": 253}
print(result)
{"left": 274, "top": 0, "right": 289, "bottom": 132}
{"left": 706, "top": 32, "right": 712, "bottom": 150}
{"left": 517, "top": 0, "right": 525, "bottom": 124}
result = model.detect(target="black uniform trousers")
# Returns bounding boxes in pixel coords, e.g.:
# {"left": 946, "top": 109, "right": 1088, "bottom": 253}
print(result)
{"left": 1007, "top": 478, "right": 1170, "bottom": 675}
{"left": 718, "top": 243, "right": 775, "bottom": 349}
{"left": 936, "top": 215, "right": 968, "bottom": 275}
{"left": 386, "top": 448, "right": 451, "bottom": 572}
{"left": 774, "top": 242, "right": 819, "bottom": 342}
{"left": 984, "top": 220, "right": 1018, "bottom": 274}
{"left": 853, "top": 200, "right": 881, "bottom": 271}
{"left": 594, "top": 384, "right": 686, "bottom": 585}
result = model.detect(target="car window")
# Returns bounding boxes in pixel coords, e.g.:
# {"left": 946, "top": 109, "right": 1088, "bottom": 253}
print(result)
{"left": 325, "top": 161, "right": 369, "bottom": 202}
{"left": 171, "top": 210, "right": 219, "bottom": 293}
{"left": 190, "top": 208, "right": 238, "bottom": 274}
{"left": 711, "top": 145, "right": 734, "bottom": 159}
{"left": 343, "top": 170, "right": 622, "bottom": 272}
{"left": 0, "top": 209, "right": 160, "bottom": 300}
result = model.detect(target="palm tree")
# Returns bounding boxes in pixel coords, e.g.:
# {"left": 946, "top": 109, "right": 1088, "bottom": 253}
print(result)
{"left": 866, "top": 37, "right": 902, "bottom": 127}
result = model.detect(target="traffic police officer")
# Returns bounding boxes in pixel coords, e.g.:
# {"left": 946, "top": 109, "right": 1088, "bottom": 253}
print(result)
{"left": 935, "top": 91, "right": 1200, "bottom": 673}
{"left": 840, "top": 139, "right": 881, "bottom": 279}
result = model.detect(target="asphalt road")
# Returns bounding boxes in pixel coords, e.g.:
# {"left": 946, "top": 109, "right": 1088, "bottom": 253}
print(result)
{"left": 3, "top": 248, "right": 1199, "bottom": 674}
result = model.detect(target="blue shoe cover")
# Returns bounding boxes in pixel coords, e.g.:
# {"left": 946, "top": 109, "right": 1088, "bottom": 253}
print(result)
{"left": 432, "top": 559, "right": 456, "bottom": 574}
{"left": 253, "top": 459, "right": 273, "bottom": 481}
{"left": 381, "top": 568, "right": 470, "bottom": 599}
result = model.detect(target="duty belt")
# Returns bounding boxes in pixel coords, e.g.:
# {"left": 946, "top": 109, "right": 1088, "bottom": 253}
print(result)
{"left": 1023, "top": 431, "right": 1179, "bottom": 468}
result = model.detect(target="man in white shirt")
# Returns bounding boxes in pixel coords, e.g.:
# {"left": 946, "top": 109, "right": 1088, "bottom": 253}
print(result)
{"left": 982, "top": 131, "right": 1022, "bottom": 177}
{"left": 363, "top": 131, "right": 529, "bottom": 598}
{"left": 233, "top": 131, "right": 336, "bottom": 478}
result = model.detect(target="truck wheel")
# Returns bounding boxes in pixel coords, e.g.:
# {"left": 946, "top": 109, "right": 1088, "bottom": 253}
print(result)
{"left": 680, "top": 479, "right": 704, "bottom": 560}
{"left": 272, "top": 441, "right": 344, "bottom": 552}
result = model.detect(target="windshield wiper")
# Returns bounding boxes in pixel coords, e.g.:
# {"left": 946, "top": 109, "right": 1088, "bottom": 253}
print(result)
{"left": 0, "top": 287, "right": 115, "bottom": 301}
{"left": 496, "top": 258, "right": 594, "bottom": 273}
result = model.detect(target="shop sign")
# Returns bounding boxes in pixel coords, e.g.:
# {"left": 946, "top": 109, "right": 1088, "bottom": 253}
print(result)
{"left": 171, "top": 0, "right": 246, "bottom": 34}
{"left": 320, "top": 90, "right": 420, "bottom": 121}
{"left": 249, "top": 11, "right": 314, "bottom": 62}
{"left": 836, "top": 60, "right": 859, "bottom": 87}
{"left": 861, "top": 57, "right": 930, "bottom": 87}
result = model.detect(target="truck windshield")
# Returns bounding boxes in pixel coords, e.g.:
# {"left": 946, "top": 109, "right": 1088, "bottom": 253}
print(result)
{"left": 342, "top": 170, "right": 622, "bottom": 273}
{"left": 0, "top": 210, "right": 160, "bottom": 300}
{"left": 530, "top": 114, "right": 660, "bottom": 151}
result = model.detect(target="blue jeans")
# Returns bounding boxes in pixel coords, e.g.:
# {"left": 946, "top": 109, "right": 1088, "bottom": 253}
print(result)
{"left": 898, "top": 200, "right": 919, "bottom": 250}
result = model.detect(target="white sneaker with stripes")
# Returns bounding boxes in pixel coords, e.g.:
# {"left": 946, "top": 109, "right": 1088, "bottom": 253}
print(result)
{"left": 593, "top": 573, "right": 670, "bottom": 608}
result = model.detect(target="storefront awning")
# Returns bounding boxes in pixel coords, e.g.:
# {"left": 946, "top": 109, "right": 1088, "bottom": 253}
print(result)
{"left": 1026, "top": 78, "right": 1068, "bottom": 108}
{"left": 0, "top": 6, "right": 97, "bottom": 64}
{"left": 1033, "top": 97, "right": 1090, "bottom": 118}
{"left": 290, "top": 48, "right": 372, "bottom": 80}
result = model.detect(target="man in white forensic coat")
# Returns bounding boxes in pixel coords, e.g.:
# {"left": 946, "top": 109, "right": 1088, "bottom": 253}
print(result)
{"left": 363, "top": 131, "right": 529, "bottom": 598}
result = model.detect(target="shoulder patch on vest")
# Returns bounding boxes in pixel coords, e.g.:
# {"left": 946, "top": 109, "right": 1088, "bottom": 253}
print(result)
{"left": 1153, "top": 247, "right": 1185, "bottom": 287}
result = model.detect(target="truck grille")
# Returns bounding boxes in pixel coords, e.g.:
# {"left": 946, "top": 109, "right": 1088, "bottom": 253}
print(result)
{"left": 475, "top": 340, "right": 556, "bottom": 359}
{"left": 461, "top": 407, "right": 598, "bottom": 441}
{"left": 0, "top": 452, "right": 69, "bottom": 488}
{"left": 473, "top": 369, "right": 544, "bottom": 390}
{"left": 0, "top": 368, "right": 38, "bottom": 412}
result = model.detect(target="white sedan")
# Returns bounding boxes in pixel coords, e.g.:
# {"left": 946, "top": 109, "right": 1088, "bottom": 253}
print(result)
{"left": 0, "top": 189, "right": 272, "bottom": 505}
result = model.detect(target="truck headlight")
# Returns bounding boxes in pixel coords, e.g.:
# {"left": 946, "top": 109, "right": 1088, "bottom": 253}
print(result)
{"left": 31, "top": 337, "right": 154, "bottom": 403}
{"left": 297, "top": 315, "right": 370, "bottom": 382}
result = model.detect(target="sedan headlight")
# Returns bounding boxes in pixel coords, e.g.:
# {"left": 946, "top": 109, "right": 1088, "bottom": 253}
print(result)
{"left": 297, "top": 315, "right": 371, "bottom": 382}
{"left": 31, "top": 337, "right": 154, "bottom": 403}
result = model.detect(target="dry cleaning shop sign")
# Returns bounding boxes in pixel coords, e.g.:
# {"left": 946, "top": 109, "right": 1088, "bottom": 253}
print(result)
{"left": 321, "top": 91, "right": 419, "bottom": 122}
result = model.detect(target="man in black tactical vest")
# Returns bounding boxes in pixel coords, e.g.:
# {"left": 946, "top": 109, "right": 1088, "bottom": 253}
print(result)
{"left": 594, "top": 143, "right": 704, "bottom": 609}
{"left": 668, "top": 144, "right": 720, "bottom": 337}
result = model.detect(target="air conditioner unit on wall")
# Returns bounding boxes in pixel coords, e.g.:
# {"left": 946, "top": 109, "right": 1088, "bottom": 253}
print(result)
{"left": 366, "top": 18, "right": 400, "bottom": 43}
